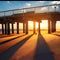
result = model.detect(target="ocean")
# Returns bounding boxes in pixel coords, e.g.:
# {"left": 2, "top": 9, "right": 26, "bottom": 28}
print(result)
{"left": 0, "top": 29, "right": 23, "bottom": 34}
{"left": 0, "top": 29, "right": 60, "bottom": 34}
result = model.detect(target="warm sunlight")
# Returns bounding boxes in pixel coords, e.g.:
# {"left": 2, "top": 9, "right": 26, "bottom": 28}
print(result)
{"left": 36, "top": 20, "right": 48, "bottom": 29}
{"left": 0, "top": 20, "right": 60, "bottom": 30}
{"left": 28, "top": 21, "right": 33, "bottom": 30}
{"left": 40, "top": 20, "right": 48, "bottom": 29}
{"left": 28, "top": 20, "right": 48, "bottom": 30}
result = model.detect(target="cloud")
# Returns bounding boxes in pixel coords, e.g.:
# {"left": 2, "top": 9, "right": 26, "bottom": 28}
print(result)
{"left": 7, "top": 1, "right": 10, "bottom": 3}
{"left": 25, "top": 3, "right": 31, "bottom": 7}
{"left": 39, "top": 1, "right": 45, "bottom": 3}
{"left": 51, "top": 1, "right": 60, "bottom": 4}
{"left": 35, "top": 1, "right": 45, "bottom": 6}
{"left": 57, "top": 1, "right": 60, "bottom": 4}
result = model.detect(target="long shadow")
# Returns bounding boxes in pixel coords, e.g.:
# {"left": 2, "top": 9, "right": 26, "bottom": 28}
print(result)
{"left": 53, "top": 34, "right": 60, "bottom": 36}
{"left": 0, "top": 34, "right": 26, "bottom": 45}
{"left": 0, "top": 35, "right": 14, "bottom": 38}
{"left": 0, "top": 34, "right": 34, "bottom": 60}
{"left": 34, "top": 34, "right": 54, "bottom": 60}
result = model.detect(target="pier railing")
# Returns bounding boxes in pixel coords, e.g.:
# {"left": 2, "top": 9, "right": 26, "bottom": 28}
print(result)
{"left": 0, "top": 4, "right": 60, "bottom": 17}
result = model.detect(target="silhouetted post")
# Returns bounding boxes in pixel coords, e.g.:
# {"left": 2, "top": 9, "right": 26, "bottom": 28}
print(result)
{"left": 5, "top": 23, "right": 7, "bottom": 34}
{"left": 2, "top": 23, "right": 4, "bottom": 34}
{"left": 54, "top": 21, "right": 56, "bottom": 32}
{"left": 51, "top": 21, "right": 54, "bottom": 32}
{"left": 51, "top": 21, "right": 56, "bottom": 32}
{"left": 17, "top": 22, "right": 19, "bottom": 34}
{"left": 12, "top": 23, "right": 14, "bottom": 34}
{"left": 26, "top": 21, "right": 28, "bottom": 34}
{"left": 33, "top": 21, "right": 36, "bottom": 34}
{"left": 23, "top": 23, "right": 25, "bottom": 33}
{"left": 7, "top": 23, "right": 10, "bottom": 35}
{"left": 48, "top": 20, "right": 51, "bottom": 34}
{"left": 38, "top": 22, "right": 40, "bottom": 34}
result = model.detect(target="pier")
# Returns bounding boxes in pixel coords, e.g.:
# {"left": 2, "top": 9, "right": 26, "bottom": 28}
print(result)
{"left": 0, "top": 4, "right": 60, "bottom": 35}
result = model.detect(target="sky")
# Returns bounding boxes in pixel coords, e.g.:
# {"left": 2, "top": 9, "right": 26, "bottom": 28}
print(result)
{"left": 0, "top": 1, "right": 60, "bottom": 30}
{"left": 0, "top": 1, "right": 60, "bottom": 11}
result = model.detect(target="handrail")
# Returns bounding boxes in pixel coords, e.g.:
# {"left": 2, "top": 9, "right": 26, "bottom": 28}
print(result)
{"left": 0, "top": 4, "right": 60, "bottom": 17}
{"left": 0, "top": 4, "right": 60, "bottom": 13}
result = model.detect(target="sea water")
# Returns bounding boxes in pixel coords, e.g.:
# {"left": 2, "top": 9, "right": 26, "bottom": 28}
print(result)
{"left": 0, "top": 29, "right": 23, "bottom": 34}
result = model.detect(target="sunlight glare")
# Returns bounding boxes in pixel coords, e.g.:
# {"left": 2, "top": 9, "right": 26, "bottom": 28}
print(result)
{"left": 40, "top": 20, "right": 48, "bottom": 29}
{"left": 28, "top": 21, "right": 33, "bottom": 30}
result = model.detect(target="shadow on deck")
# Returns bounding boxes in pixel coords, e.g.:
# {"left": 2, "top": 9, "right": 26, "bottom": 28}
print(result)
{"left": 0, "top": 34, "right": 26, "bottom": 45}
{"left": 0, "top": 34, "right": 34, "bottom": 60}
{"left": 34, "top": 34, "right": 54, "bottom": 60}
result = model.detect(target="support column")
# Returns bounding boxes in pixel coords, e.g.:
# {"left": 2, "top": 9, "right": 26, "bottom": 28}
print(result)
{"left": 7, "top": 23, "right": 10, "bottom": 35}
{"left": 54, "top": 22, "right": 56, "bottom": 32}
{"left": 26, "top": 21, "right": 28, "bottom": 34}
{"left": 17, "top": 22, "right": 19, "bottom": 34}
{"left": 12, "top": 23, "right": 14, "bottom": 34}
{"left": 38, "top": 22, "right": 40, "bottom": 34}
{"left": 2, "top": 23, "right": 4, "bottom": 34}
{"left": 23, "top": 23, "right": 25, "bottom": 33}
{"left": 33, "top": 21, "right": 36, "bottom": 34}
{"left": 48, "top": 20, "right": 51, "bottom": 34}
{"left": 5, "top": 23, "right": 7, "bottom": 34}
{"left": 51, "top": 21, "right": 56, "bottom": 32}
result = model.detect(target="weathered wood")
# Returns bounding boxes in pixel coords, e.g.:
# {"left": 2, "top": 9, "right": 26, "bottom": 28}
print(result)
{"left": 7, "top": 23, "right": 10, "bottom": 35}
{"left": 23, "top": 23, "right": 25, "bottom": 33}
{"left": 38, "top": 22, "right": 40, "bottom": 34}
{"left": 51, "top": 21, "right": 56, "bottom": 32}
{"left": 26, "top": 21, "right": 28, "bottom": 34}
{"left": 2, "top": 24, "right": 4, "bottom": 34}
{"left": 12, "top": 23, "right": 14, "bottom": 34}
{"left": 48, "top": 20, "right": 51, "bottom": 34}
{"left": 17, "top": 22, "right": 19, "bottom": 34}
{"left": 33, "top": 21, "right": 36, "bottom": 34}
{"left": 5, "top": 23, "right": 7, "bottom": 34}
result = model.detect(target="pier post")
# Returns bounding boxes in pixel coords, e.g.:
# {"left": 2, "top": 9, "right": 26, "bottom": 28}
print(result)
{"left": 23, "top": 23, "right": 25, "bottom": 33}
{"left": 17, "top": 22, "right": 19, "bottom": 34}
{"left": 54, "top": 21, "right": 56, "bottom": 32}
{"left": 26, "top": 21, "right": 28, "bottom": 34}
{"left": 38, "top": 22, "right": 40, "bottom": 34}
{"left": 48, "top": 20, "right": 51, "bottom": 34}
{"left": 5, "top": 23, "right": 7, "bottom": 34}
{"left": 2, "top": 23, "right": 4, "bottom": 34}
{"left": 33, "top": 21, "right": 36, "bottom": 34}
{"left": 51, "top": 21, "right": 56, "bottom": 32}
{"left": 12, "top": 23, "right": 14, "bottom": 34}
{"left": 7, "top": 23, "right": 10, "bottom": 35}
